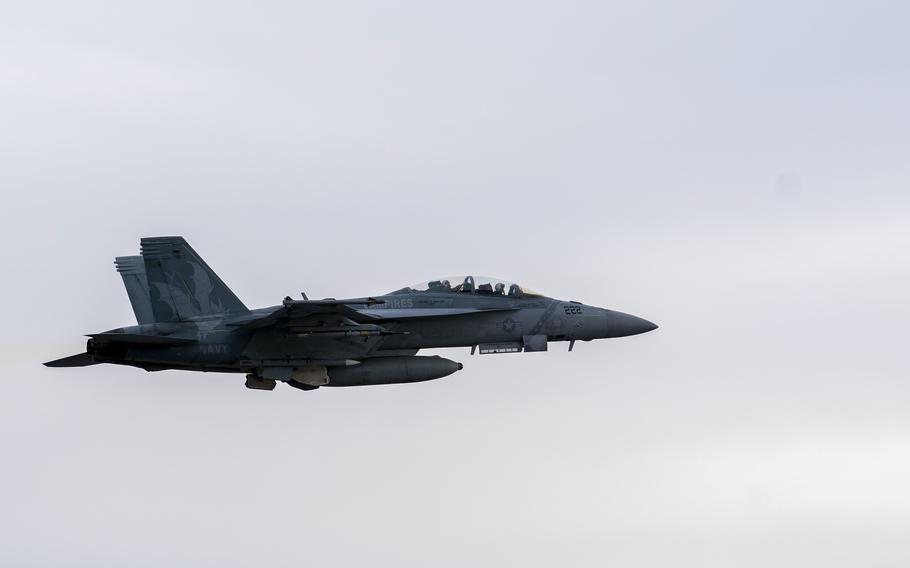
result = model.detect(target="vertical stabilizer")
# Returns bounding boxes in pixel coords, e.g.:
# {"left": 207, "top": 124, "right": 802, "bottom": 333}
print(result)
{"left": 114, "top": 256, "right": 155, "bottom": 325}
{"left": 140, "top": 236, "right": 249, "bottom": 322}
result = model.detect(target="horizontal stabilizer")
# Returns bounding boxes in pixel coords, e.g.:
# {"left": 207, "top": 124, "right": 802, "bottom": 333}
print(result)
{"left": 88, "top": 333, "right": 197, "bottom": 345}
{"left": 44, "top": 352, "right": 99, "bottom": 367}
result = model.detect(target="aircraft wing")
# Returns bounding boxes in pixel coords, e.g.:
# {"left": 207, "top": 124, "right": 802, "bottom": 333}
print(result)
{"left": 225, "top": 298, "right": 519, "bottom": 330}
{"left": 358, "top": 307, "right": 519, "bottom": 321}
{"left": 225, "top": 297, "right": 385, "bottom": 330}
{"left": 88, "top": 333, "right": 198, "bottom": 345}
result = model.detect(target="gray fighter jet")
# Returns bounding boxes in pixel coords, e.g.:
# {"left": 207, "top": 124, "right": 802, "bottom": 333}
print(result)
{"left": 45, "top": 237, "right": 657, "bottom": 391}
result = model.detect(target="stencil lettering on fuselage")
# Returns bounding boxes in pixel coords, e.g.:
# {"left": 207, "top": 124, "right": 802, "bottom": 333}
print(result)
{"left": 372, "top": 298, "right": 414, "bottom": 309}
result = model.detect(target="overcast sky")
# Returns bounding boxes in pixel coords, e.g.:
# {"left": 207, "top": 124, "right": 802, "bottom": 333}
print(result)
{"left": 2, "top": 1, "right": 909, "bottom": 566}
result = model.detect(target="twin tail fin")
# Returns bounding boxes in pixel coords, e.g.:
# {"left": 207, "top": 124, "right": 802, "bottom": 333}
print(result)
{"left": 139, "top": 236, "right": 249, "bottom": 322}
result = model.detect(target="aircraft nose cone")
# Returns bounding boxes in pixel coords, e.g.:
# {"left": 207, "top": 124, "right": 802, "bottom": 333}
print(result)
{"left": 603, "top": 310, "right": 658, "bottom": 338}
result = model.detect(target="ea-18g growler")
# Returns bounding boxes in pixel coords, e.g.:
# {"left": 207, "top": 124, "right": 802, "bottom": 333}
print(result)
{"left": 45, "top": 237, "right": 657, "bottom": 391}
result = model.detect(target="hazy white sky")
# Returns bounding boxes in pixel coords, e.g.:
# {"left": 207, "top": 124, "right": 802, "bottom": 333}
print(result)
{"left": 2, "top": 1, "right": 909, "bottom": 566}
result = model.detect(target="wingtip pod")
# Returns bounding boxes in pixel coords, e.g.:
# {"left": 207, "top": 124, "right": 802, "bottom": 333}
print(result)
{"left": 44, "top": 352, "right": 99, "bottom": 368}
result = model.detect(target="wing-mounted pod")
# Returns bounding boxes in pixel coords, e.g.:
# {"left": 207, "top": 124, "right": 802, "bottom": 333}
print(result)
{"left": 245, "top": 356, "right": 463, "bottom": 391}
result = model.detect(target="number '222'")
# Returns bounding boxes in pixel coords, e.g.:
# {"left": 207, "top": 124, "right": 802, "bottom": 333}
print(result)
{"left": 563, "top": 305, "right": 583, "bottom": 315}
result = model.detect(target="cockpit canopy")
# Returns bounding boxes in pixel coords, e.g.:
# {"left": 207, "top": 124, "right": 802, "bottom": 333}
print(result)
{"left": 389, "top": 276, "right": 543, "bottom": 298}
